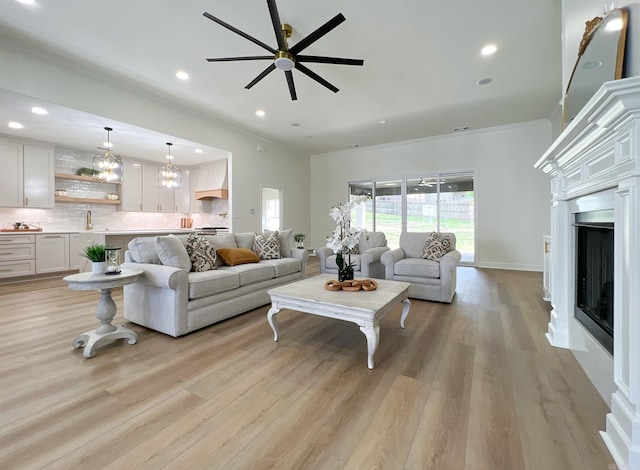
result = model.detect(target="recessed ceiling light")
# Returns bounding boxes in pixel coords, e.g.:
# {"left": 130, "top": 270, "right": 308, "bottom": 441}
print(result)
{"left": 16, "top": 0, "right": 36, "bottom": 5}
{"left": 477, "top": 77, "right": 493, "bottom": 86}
{"left": 31, "top": 106, "right": 48, "bottom": 115}
{"left": 255, "top": 109, "right": 266, "bottom": 117}
{"left": 176, "top": 71, "right": 189, "bottom": 80}
{"left": 195, "top": 148, "right": 203, "bottom": 154}
{"left": 291, "top": 122, "right": 300, "bottom": 127}
{"left": 481, "top": 44, "right": 497, "bottom": 56}
{"left": 8, "top": 122, "right": 24, "bottom": 129}
{"left": 379, "top": 120, "right": 387, "bottom": 124}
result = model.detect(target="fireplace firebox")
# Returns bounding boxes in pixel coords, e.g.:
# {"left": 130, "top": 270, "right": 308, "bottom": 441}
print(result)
{"left": 574, "top": 210, "right": 614, "bottom": 354}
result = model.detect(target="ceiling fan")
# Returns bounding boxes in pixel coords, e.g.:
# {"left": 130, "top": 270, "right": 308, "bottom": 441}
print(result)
{"left": 203, "top": 0, "right": 364, "bottom": 101}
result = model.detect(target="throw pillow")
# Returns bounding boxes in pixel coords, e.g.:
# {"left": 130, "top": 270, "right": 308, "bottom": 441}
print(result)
{"left": 128, "top": 237, "right": 161, "bottom": 264}
{"left": 264, "top": 228, "right": 292, "bottom": 258}
{"left": 253, "top": 231, "right": 281, "bottom": 260}
{"left": 185, "top": 233, "right": 217, "bottom": 272}
{"left": 155, "top": 234, "right": 192, "bottom": 270}
{"left": 421, "top": 232, "right": 451, "bottom": 261}
{"left": 217, "top": 247, "right": 261, "bottom": 266}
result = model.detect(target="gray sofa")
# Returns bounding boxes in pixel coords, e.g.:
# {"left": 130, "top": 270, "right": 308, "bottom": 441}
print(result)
{"left": 121, "top": 231, "right": 308, "bottom": 337}
{"left": 316, "top": 231, "right": 390, "bottom": 279}
{"left": 381, "top": 232, "right": 461, "bottom": 302}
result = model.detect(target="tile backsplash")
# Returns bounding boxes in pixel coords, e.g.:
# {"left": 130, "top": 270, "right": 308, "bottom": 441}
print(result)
{"left": 0, "top": 147, "right": 229, "bottom": 231}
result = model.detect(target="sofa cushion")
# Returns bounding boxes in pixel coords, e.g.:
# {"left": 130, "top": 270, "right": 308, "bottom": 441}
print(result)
{"left": 128, "top": 237, "right": 161, "bottom": 264}
{"left": 216, "top": 247, "right": 260, "bottom": 266}
{"left": 394, "top": 257, "right": 440, "bottom": 279}
{"left": 155, "top": 234, "right": 192, "bottom": 271}
{"left": 259, "top": 258, "right": 302, "bottom": 277}
{"left": 421, "top": 232, "right": 451, "bottom": 261}
{"left": 359, "top": 231, "right": 387, "bottom": 252}
{"left": 187, "top": 269, "right": 240, "bottom": 299}
{"left": 219, "top": 263, "right": 274, "bottom": 286}
{"left": 325, "top": 254, "right": 362, "bottom": 271}
{"left": 185, "top": 234, "right": 217, "bottom": 272}
{"left": 264, "top": 228, "right": 292, "bottom": 258}
{"left": 234, "top": 232, "right": 255, "bottom": 250}
{"left": 253, "top": 231, "right": 281, "bottom": 260}
{"left": 206, "top": 234, "right": 237, "bottom": 250}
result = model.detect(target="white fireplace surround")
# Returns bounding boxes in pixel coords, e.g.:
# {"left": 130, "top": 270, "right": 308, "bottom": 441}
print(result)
{"left": 535, "top": 76, "right": 640, "bottom": 470}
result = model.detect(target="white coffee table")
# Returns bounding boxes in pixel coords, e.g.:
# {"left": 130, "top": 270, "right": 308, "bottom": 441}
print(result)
{"left": 63, "top": 268, "right": 143, "bottom": 358}
{"left": 267, "top": 274, "right": 411, "bottom": 369}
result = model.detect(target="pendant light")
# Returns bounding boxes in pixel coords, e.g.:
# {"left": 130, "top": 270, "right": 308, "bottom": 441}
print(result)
{"left": 158, "top": 142, "right": 182, "bottom": 189}
{"left": 93, "top": 127, "right": 123, "bottom": 183}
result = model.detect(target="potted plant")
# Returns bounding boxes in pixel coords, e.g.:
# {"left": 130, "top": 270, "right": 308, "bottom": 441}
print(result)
{"left": 326, "top": 196, "right": 368, "bottom": 281}
{"left": 82, "top": 244, "right": 107, "bottom": 273}
{"left": 293, "top": 233, "right": 306, "bottom": 249}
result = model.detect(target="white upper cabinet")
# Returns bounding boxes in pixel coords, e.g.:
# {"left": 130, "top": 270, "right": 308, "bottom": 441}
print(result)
{"left": 23, "top": 144, "right": 54, "bottom": 208}
{"left": 174, "top": 169, "right": 190, "bottom": 213}
{"left": 121, "top": 161, "right": 143, "bottom": 211}
{"left": 0, "top": 138, "right": 53, "bottom": 208}
{"left": 0, "top": 140, "right": 23, "bottom": 207}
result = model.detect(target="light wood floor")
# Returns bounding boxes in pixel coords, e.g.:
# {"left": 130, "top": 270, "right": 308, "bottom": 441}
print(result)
{"left": 0, "top": 259, "right": 614, "bottom": 469}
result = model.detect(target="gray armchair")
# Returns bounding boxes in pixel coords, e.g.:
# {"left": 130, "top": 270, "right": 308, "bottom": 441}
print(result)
{"left": 381, "top": 232, "right": 461, "bottom": 303}
{"left": 316, "top": 231, "right": 389, "bottom": 279}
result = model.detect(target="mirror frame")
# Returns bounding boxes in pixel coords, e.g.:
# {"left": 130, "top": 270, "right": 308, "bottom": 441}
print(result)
{"left": 562, "top": 8, "right": 628, "bottom": 128}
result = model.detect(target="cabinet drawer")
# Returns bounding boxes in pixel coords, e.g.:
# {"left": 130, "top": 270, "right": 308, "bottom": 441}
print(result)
{"left": 0, "top": 260, "right": 35, "bottom": 278}
{"left": 0, "top": 244, "right": 35, "bottom": 261}
{"left": 0, "top": 235, "right": 36, "bottom": 244}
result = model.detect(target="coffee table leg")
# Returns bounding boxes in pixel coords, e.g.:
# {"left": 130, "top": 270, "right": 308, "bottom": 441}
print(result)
{"left": 360, "top": 322, "right": 380, "bottom": 369}
{"left": 267, "top": 306, "right": 280, "bottom": 341}
{"left": 400, "top": 298, "right": 411, "bottom": 328}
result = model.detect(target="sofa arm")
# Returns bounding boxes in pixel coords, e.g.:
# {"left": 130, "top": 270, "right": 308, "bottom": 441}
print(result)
{"left": 360, "top": 246, "right": 391, "bottom": 264}
{"left": 440, "top": 249, "right": 462, "bottom": 272}
{"left": 121, "top": 262, "right": 188, "bottom": 290}
{"left": 291, "top": 248, "right": 310, "bottom": 263}
{"left": 381, "top": 248, "right": 405, "bottom": 279}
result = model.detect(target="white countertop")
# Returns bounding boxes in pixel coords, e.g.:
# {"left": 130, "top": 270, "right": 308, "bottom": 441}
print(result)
{"left": 1, "top": 229, "right": 197, "bottom": 235}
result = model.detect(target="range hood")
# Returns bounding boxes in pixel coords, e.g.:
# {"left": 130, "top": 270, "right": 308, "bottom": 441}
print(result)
{"left": 193, "top": 159, "right": 228, "bottom": 200}
{"left": 195, "top": 189, "right": 228, "bottom": 200}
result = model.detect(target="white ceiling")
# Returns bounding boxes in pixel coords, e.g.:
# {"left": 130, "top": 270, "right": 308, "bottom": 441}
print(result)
{"left": 0, "top": 0, "right": 562, "bottom": 159}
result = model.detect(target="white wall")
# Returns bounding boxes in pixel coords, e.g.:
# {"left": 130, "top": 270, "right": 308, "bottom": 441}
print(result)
{"left": 0, "top": 30, "right": 310, "bottom": 238}
{"left": 311, "top": 121, "right": 552, "bottom": 271}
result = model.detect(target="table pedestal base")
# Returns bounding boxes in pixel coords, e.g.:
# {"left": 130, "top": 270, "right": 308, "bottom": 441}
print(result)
{"left": 72, "top": 324, "right": 137, "bottom": 358}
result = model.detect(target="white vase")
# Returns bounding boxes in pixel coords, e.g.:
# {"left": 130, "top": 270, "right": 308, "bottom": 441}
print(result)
{"left": 91, "top": 261, "right": 106, "bottom": 274}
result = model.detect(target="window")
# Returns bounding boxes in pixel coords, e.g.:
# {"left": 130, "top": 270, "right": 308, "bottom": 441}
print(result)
{"left": 261, "top": 187, "right": 281, "bottom": 231}
{"left": 349, "top": 171, "right": 475, "bottom": 263}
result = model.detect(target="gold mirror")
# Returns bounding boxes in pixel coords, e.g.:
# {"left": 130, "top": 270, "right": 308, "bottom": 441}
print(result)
{"left": 563, "top": 8, "right": 628, "bottom": 127}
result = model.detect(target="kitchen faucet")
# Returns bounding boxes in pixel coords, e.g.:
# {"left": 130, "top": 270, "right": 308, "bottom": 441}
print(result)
{"left": 86, "top": 210, "right": 92, "bottom": 230}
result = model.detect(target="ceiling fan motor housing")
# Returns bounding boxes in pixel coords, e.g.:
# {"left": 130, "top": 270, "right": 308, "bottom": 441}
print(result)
{"left": 274, "top": 50, "right": 294, "bottom": 70}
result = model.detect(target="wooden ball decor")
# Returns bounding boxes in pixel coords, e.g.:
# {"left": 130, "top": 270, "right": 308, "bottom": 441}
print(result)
{"left": 323, "top": 279, "right": 378, "bottom": 292}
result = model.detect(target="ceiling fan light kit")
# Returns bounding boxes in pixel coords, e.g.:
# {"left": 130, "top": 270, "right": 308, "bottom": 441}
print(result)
{"left": 203, "top": 0, "right": 364, "bottom": 100}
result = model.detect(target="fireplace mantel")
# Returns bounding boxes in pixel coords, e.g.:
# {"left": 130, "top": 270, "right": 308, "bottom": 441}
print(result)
{"left": 535, "top": 76, "right": 640, "bottom": 470}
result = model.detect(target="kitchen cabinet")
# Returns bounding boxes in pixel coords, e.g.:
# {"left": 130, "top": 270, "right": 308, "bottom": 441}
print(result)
{"left": 142, "top": 164, "right": 174, "bottom": 213}
{"left": 0, "top": 234, "right": 36, "bottom": 278}
{"left": 174, "top": 169, "right": 190, "bottom": 213}
{"left": 36, "top": 233, "right": 69, "bottom": 273}
{"left": 121, "top": 161, "right": 143, "bottom": 211}
{"left": 73, "top": 232, "right": 106, "bottom": 273}
{"left": 0, "top": 138, "right": 54, "bottom": 208}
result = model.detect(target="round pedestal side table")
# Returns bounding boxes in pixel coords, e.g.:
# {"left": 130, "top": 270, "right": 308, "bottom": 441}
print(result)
{"left": 63, "top": 268, "right": 144, "bottom": 358}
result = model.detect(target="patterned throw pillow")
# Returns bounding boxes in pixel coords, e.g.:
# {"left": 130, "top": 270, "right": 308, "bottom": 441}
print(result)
{"left": 421, "top": 232, "right": 451, "bottom": 261}
{"left": 185, "top": 234, "right": 217, "bottom": 272}
{"left": 253, "top": 231, "right": 281, "bottom": 260}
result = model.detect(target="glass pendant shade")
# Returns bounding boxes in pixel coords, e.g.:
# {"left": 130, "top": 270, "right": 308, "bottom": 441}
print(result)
{"left": 158, "top": 142, "right": 182, "bottom": 189}
{"left": 93, "top": 127, "right": 123, "bottom": 183}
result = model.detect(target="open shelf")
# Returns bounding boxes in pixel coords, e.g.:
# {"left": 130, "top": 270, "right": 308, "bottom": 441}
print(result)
{"left": 55, "top": 196, "right": 120, "bottom": 205}
{"left": 55, "top": 173, "right": 121, "bottom": 184}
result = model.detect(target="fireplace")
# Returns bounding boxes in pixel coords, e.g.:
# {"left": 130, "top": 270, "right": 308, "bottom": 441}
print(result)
{"left": 574, "top": 210, "right": 614, "bottom": 354}
{"left": 534, "top": 77, "right": 640, "bottom": 469}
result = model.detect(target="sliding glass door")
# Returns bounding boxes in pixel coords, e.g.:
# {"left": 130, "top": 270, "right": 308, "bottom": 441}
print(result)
{"left": 348, "top": 171, "right": 475, "bottom": 263}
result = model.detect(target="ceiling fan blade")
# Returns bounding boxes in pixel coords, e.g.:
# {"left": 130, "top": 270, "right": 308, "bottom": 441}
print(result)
{"left": 203, "top": 12, "right": 276, "bottom": 54}
{"left": 289, "top": 13, "right": 346, "bottom": 55}
{"left": 266, "top": 0, "right": 287, "bottom": 51}
{"left": 245, "top": 63, "right": 276, "bottom": 89}
{"left": 285, "top": 70, "right": 297, "bottom": 101}
{"left": 295, "top": 62, "right": 339, "bottom": 93}
{"left": 297, "top": 55, "right": 364, "bottom": 66}
{"left": 207, "top": 56, "right": 273, "bottom": 62}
